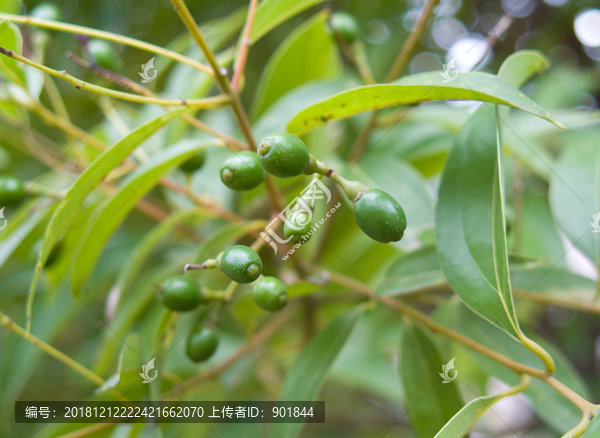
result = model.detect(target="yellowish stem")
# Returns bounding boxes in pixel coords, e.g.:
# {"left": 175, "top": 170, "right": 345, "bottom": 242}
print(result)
{"left": 0, "top": 47, "right": 230, "bottom": 109}
{"left": 0, "top": 310, "right": 105, "bottom": 387}
{"left": 0, "top": 13, "right": 213, "bottom": 75}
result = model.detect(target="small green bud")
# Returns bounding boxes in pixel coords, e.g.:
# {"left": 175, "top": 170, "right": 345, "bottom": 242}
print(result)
{"left": 88, "top": 39, "right": 119, "bottom": 71}
{"left": 179, "top": 150, "right": 206, "bottom": 173}
{"left": 258, "top": 132, "right": 310, "bottom": 178}
{"left": 160, "top": 276, "right": 201, "bottom": 312}
{"left": 253, "top": 277, "right": 288, "bottom": 312}
{"left": 186, "top": 326, "right": 219, "bottom": 362}
{"left": 353, "top": 189, "right": 406, "bottom": 243}
{"left": 31, "top": 3, "right": 62, "bottom": 21}
{"left": 0, "top": 175, "right": 25, "bottom": 206}
{"left": 219, "top": 245, "right": 262, "bottom": 284}
{"left": 220, "top": 151, "right": 266, "bottom": 191}
{"left": 330, "top": 12, "right": 360, "bottom": 43}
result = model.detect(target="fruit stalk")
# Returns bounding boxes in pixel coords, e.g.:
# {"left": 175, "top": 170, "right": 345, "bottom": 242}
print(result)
{"left": 231, "top": 0, "right": 259, "bottom": 91}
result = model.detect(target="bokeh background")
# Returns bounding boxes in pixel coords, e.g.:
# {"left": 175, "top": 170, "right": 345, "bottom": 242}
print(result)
{"left": 1, "top": 0, "right": 600, "bottom": 437}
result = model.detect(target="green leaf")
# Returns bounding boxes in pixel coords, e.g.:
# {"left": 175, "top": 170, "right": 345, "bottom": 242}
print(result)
{"left": 115, "top": 208, "right": 213, "bottom": 307}
{"left": 440, "top": 301, "right": 591, "bottom": 434}
{"left": 0, "top": 199, "right": 55, "bottom": 269}
{"left": 582, "top": 413, "right": 600, "bottom": 437}
{"left": 433, "top": 377, "right": 529, "bottom": 438}
{"left": 287, "top": 71, "right": 563, "bottom": 136}
{"left": 253, "top": 79, "right": 348, "bottom": 141}
{"left": 72, "top": 140, "right": 217, "bottom": 292}
{"left": 436, "top": 106, "right": 523, "bottom": 338}
{"left": 0, "top": 0, "right": 20, "bottom": 14}
{"left": 399, "top": 324, "right": 463, "bottom": 438}
{"left": 511, "top": 264, "right": 595, "bottom": 298}
{"left": 0, "top": 20, "right": 25, "bottom": 86}
{"left": 376, "top": 246, "right": 445, "bottom": 296}
{"left": 497, "top": 50, "right": 549, "bottom": 89}
{"left": 251, "top": 12, "right": 341, "bottom": 118}
{"left": 26, "top": 109, "right": 185, "bottom": 329}
{"left": 331, "top": 307, "right": 404, "bottom": 404}
{"left": 269, "top": 307, "right": 362, "bottom": 438}
{"left": 549, "top": 128, "right": 600, "bottom": 264}
{"left": 251, "top": 0, "right": 325, "bottom": 43}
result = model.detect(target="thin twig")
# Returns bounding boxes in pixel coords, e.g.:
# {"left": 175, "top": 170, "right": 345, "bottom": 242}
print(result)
{"left": 385, "top": 0, "right": 440, "bottom": 82}
{"left": 0, "top": 12, "right": 213, "bottom": 75}
{"left": 169, "top": 0, "right": 286, "bottom": 213}
{"left": 0, "top": 47, "right": 230, "bottom": 109}
{"left": 347, "top": 0, "right": 439, "bottom": 162}
{"left": 231, "top": 0, "right": 259, "bottom": 91}
{"left": 171, "top": 302, "right": 296, "bottom": 395}
{"left": 66, "top": 52, "right": 249, "bottom": 151}
{"left": 382, "top": 298, "right": 599, "bottom": 415}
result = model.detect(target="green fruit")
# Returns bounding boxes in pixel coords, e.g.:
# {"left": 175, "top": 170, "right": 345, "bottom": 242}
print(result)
{"left": 179, "top": 151, "right": 206, "bottom": 173}
{"left": 31, "top": 3, "right": 62, "bottom": 21}
{"left": 160, "top": 276, "right": 201, "bottom": 311}
{"left": 258, "top": 132, "right": 310, "bottom": 178}
{"left": 330, "top": 12, "right": 360, "bottom": 43}
{"left": 218, "top": 245, "right": 262, "bottom": 284}
{"left": 88, "top": 39, "right": 119, "bottom": 71}
{"left": 220, "top": 151, "right": 266, "bottom": 191}
{"left": 186, "top": 326, "right": 219, "bottom": 362}
{"left": 253, "top": 277, "right": 288, "bottom": 312}
{"left": 283, "top": 210, "right": 312, "bottom": 244}
{"left": 353, "top": 189, "right": 406, "bottom": 243}
{"left": 0, "top": 175, "right": 25, "bottom": 206}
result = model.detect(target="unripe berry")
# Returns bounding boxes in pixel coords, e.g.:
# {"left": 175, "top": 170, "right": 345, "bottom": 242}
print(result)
{"left": 258, "top": 132, "right": 310, "bottom": 178}
{"left": 353, "top": 189, "right": 406, "bottom": 243}
{"left": 160, "top": 276, "right": 201, "bottom": 312}
{"left": 179, "top": 151, "right": 206, "bottom": 173}
{"left": 31, "top": 3, "right": 62, "bottom": 21}
{"left": 0, "top": 175, "right": 25, "bottom": 206}
{"left": 220, "top": 151, "right": 266, "bottom": 191}
{"left": 283, "top": 210, "right": 312, "bottom": 244}
{"left": 88, "top": 39, "right": 119, "bottom": 71}
{"left": 186, "top": 326, "right": 219, "bottom": 362}
{"left": 253, "top": 277, "right": 288, "bottom": 312}
{"left": 218, "top": 245, "right": 262, "bottom": 284}
{"left": 330, "top": 12, "right": 360, "bottom": 43}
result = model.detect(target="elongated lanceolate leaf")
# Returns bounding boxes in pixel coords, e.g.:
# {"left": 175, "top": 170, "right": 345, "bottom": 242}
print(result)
{"left": 26, "top": 109, "right": 185, "bottom": 328}
{"left": 252, "top": 12, "right": 341, "bottom": 118}
{"left": 287, "top": 71, "right": 562, "bottom": 135}
{"left": 436, "top": 106, "right": 522, "bottom": 337}
{"left": 72, "top": 140, "right": 215, "bottom": 292}
{"left": 497, "top": 50, "right": 549, "bottom": 89}
{"left": 251, "top": 0, "right": 325, "bottom": 43}
{"left": 400, "top": 325, "right": 463, "bottom": 438}
{"left": 269, "top": 307, "right": 362, "bottom": 438}
{"left": 434, "top": 376, "right": 529, "bottom": 438}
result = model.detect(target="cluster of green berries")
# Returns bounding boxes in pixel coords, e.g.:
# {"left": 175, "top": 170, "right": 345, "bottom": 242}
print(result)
{"left": 257, "top": 132, "right": 406, "bottom": 243}
{"left": 0, "top": 175, "right": 25, "bottom": 207}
